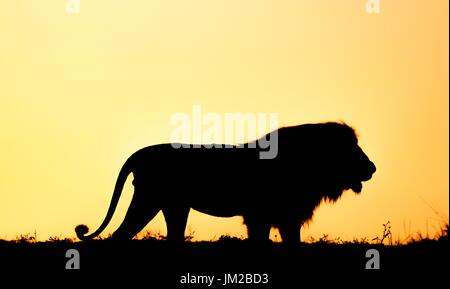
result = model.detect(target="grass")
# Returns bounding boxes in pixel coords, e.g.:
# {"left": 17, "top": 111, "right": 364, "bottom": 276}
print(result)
{"left": 3, "top": 221, "right": 447, "bottom": 245}
{"left": 0, "top": 222, "right": 447, "bottom": 286}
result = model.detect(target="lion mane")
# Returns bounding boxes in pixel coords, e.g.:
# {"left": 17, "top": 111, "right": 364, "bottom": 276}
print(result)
{"left": 76, "top": 122, "right": 376, "bottom": 243}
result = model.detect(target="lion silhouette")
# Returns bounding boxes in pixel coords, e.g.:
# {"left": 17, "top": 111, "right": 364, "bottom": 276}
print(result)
{"left": 75, "top": 122, "right": 376, "bottom": 243}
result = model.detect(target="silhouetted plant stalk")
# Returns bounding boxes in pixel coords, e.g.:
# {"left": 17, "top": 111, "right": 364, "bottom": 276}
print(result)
{"left": 372, "top": 221, "right": 392, "bottom": 245}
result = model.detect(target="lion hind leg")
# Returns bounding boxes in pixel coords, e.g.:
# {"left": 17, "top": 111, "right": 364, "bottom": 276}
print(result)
{"left": 112, "top": 197, "right": 160, "bottom": 240}
{"left": 162, "top": 207, "right": 190, "bottom": 242}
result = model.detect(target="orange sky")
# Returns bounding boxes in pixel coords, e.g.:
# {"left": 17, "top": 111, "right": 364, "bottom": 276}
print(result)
{"left": 0, "top": 0, "right": 448, "bottom": 242}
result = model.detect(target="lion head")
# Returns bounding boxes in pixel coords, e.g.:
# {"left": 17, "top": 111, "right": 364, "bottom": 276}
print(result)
{"left": 275, "top": 122, "right": 376, "bottom": 202}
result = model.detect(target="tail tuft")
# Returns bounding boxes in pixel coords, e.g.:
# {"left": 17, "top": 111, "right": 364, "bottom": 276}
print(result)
{"left": 75, "top": 224, "right": 89, "bottom": 240}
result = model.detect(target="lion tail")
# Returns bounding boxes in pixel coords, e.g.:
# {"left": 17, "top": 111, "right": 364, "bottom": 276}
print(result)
{"left": 75, "top": 159, "right": 132, "bottom": 241}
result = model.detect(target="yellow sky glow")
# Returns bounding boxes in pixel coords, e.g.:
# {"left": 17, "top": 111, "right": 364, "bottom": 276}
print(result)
{"left": 0, "top": 0, "right": 448, "bottom": 242}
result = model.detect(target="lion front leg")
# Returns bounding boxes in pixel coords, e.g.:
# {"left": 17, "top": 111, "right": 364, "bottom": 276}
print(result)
{"left": 243, "top": 215, "right": 271, "bottom": 242}
{"left": 162, "top": 207, "right": 190, "bottom": 242}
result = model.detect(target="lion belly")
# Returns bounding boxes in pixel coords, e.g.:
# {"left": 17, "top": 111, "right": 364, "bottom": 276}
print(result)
{"left": 191, "top": 206, "right": 242, "bottom": 218}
